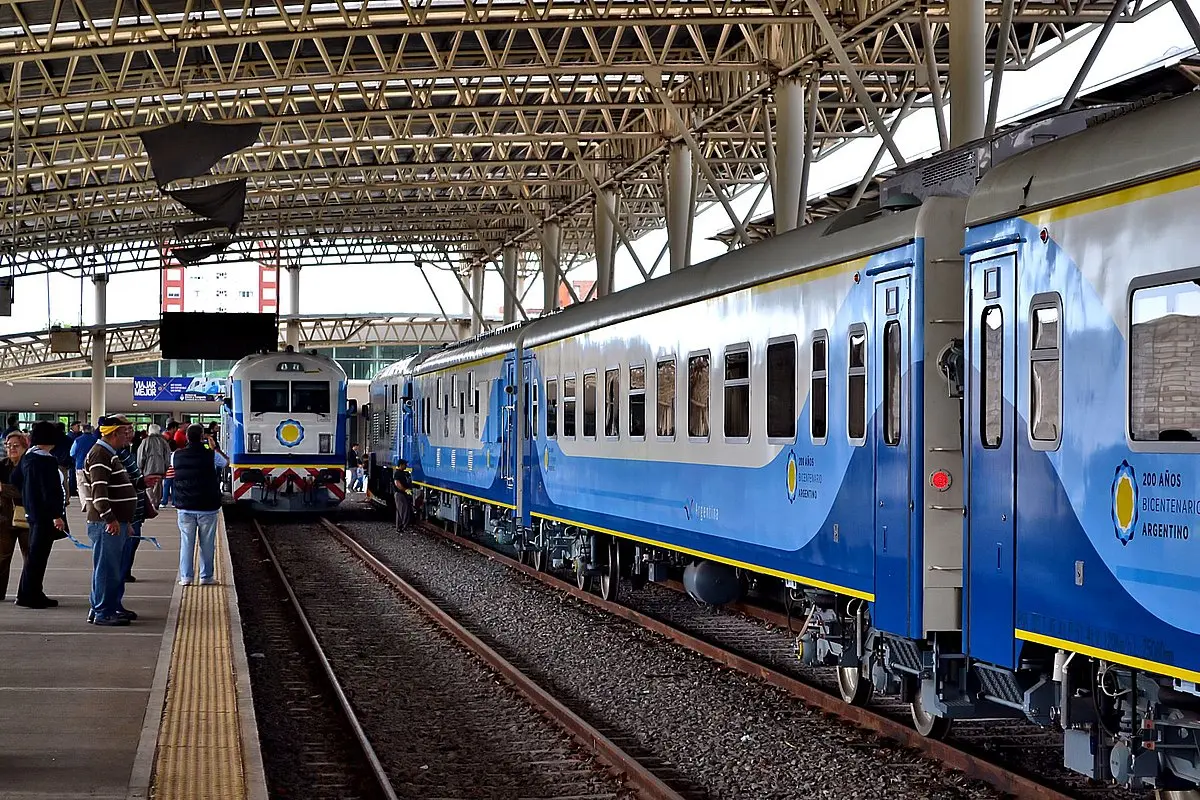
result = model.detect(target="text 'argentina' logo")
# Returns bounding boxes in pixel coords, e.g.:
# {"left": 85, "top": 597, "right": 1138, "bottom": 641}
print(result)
{"left": 1111, "top": 461, "right": 1138, "bottom": 546}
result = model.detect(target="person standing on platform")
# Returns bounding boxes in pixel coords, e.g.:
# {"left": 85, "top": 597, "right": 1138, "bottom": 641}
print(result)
{"left": 66, "top": 421, "right": 82, "bottom": 497}
{"left": 82, "top": 415, "right": 137, "bottom": 627}
{"left": 13, "top": 422, "right": 67, "bottom": 609}
{"left": 3, "top": 413, "right": 20, "bottom": 437}
{"left": 137, "top": 424, "right": 171, "bottom": 507}
{"left": 71, "top": 424, "right": 98, "bottom": 508}
{"left": 172, "top": 422, "right": 189, "bottom": 450}
{"left": 172, "top": 424, "right": 225, "bottom": 586}
{"left": 116, "top": 443, "right": 154, "bottom": 590}
{"left": 393, "top": 458, "right": 413, "bottom": 531}
{"left": 0, "top": 432, "right": 30, "bottom": 602}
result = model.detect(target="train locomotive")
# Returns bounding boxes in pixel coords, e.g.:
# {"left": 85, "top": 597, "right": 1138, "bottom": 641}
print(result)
{"left": 220, "top": 347, "right": 350, "bottom": 511}
{"left": 367, "top": 93, "right": 1200, "bottom": 791}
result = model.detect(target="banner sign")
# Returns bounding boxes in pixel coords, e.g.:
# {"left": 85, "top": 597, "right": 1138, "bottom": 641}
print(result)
{"left": 133, "top": 377, "right": 223, "bottom": 402}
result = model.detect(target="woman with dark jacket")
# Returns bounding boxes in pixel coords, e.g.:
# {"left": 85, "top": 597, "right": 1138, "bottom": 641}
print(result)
{"left": 12, "top": 421, "right": 67, "bottom": 608}
{"left": 0, "top": 431, "right": 31, "bottom": 602}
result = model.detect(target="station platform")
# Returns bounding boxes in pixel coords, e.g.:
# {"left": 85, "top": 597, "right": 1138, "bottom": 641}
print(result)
{"left": 0, "top": 505, "right": 266, "bottom": 800}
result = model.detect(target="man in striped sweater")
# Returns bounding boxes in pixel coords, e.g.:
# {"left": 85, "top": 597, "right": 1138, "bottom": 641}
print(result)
{"left": 82, "top": 415, "right": 137, "bottom": 627}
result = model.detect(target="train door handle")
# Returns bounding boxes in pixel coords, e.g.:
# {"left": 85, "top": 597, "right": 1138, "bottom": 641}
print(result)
{"left": 882, "top": 525, "right": 887, "bottom": 550}
{"left": 996, "top": 543, "right": 1003, "bottom": 571}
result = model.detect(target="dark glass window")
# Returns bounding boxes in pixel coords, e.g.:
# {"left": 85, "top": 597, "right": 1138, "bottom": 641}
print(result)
{"left": 811, "top": 334, "right": 828, "bottom": 442}
{"left": 583, "top": 372, "right": 597, "bottom": 437}
{"left": 563, "top": 376, "right": 577, "bottom": 438}
{"left": 605, "top": 368, "right": 620, "bottom": 437}
{"left": 724, "top": 348, "right": 750, "bottom": 439}
{"left": 629, "top": 366, "right": 646, "bottom": 437}
{"left": 884, "top": 321, "right": 902, "bottom": 446}
{"left": 766, "top": 340, "right": 796, "bottom": 439}
{"left": 546, "top": 378, "right": 559, "bottom": 438}
{"left": 847, "top": 327, "right": 867, "bottom": 441}
{"left": 250, "top": 380, "right": 289, "bottom": 413}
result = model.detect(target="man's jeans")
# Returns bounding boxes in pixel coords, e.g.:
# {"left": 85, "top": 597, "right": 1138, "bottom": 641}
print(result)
{"left": 87, "top": 521, "right": 129, "bottom": 617}
{"left": 177, "top": 510, "right": 219, "bottom": 582}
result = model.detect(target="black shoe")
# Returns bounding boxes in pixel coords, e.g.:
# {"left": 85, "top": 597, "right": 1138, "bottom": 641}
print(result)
{"left": 92, "top": 615, "right": 131, "bottom": 627}
{"left": 115, "top": 608, "right": 138, "bottom": 621}
{"left": 14, "top": 598, "right": 52, "bottom": 609}
{"left": 39, "top": 597, "right": 58, "bottom": 607}
{"left": 125, "top": 575, "right": 137, "bottom": 583}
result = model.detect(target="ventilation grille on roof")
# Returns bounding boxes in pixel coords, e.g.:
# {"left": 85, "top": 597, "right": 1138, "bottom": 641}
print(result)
{"left": 921, "top": 150, "right": 977, "bottom": 187}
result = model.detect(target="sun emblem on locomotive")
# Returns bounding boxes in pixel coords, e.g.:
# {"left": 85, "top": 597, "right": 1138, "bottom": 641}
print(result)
{"left": 275, "top": 419, "right": 305, "bottom": 448}
{"left": 1111, "top": 460, "right": 1138, "bottom": 546}
{"left": 786, "top": 450, "right": 799, "bottom": 504}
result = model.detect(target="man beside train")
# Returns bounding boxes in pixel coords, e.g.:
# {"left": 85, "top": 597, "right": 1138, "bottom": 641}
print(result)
{"left": 393, "top": 458, "right": 413, "bottom": 531}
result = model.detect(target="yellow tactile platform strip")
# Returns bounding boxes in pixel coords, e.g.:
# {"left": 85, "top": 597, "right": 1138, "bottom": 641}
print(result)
{"left": 152, "top": 528, "right": 247, "bottom": 800}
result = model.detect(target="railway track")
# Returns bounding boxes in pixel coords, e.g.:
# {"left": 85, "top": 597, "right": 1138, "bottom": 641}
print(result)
{"left": 393, "top": 513, "right": 1141, "bottom": 800}
{"left": 251, "top": 516, "right": 690, "bottom": 800}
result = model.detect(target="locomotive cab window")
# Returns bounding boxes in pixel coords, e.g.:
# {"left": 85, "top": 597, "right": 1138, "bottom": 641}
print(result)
{"left": 1130, "top": 274, "right": 1200, "bottom": 446}
{"left": 629, "top": 365, "right": 646, "bottom": 439}
{"left": 811, "top": 332, "right": 828, "bottom": 444}
{"left": 656, "top": 359, "right": 676, "bottom": 438}
{"left": 724, "top": 346, "right": 750, "bottom": 441}
{"left": 688, "top": 352, "right": 710, "bottom": 440}
{"left": 847, "top": 326, "right": 867, "bottom": 444}
{"left": 1030, "top": 293, "right": 1062, "bottom": 449}
{"left": 292, "top": 382, "right": 331, "bottom": 415}
{"left": 605, "top": 367, "right": 620, "bottom": 438}
{"left": 767, "top": 338, "right": 796, "bottom": 441}
{"left": 546, "top": 378, "right": 559, "bottom": 438}
{"left": 583, "top": 371, "right": 598, "bottom": 438}
{"left": 563, "top": 375, "right": 577, "bottom": 438}
{"left": 250, "top": 380, "right": 289, "bottom": 414}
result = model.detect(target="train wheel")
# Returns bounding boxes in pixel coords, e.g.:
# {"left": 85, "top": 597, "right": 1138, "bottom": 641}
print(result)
{"left": 598, "top": 537, "right": 619, "bottom": 603}
{"left": 531, "top": 545, "right": 547, "bottom": 572}
{"left": 575, "top": 558, "right": 594, "bottom": 592}
{"left": 911, "top": 689, "right": 951, "bottom": 739}
{"left": 837, "top": 665, "right": 874, "bottom": 706}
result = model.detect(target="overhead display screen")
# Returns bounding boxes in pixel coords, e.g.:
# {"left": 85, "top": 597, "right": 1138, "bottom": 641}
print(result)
{"left": 159, "top": 312, "right": 277, "bottom": 360}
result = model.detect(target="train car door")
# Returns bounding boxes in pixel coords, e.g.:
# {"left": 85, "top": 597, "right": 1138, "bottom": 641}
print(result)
{"left": 966, "top": 253, "right": 1017, "bottom": 668}
{"left": 500, "top": 361, "right": 516, "bottom": 488}
{"left": 400, "top": 381, "right": 415, "bottom": 462}
{"left": 522, "top": 358, "right": 537, "bottom": 501}
{"left": 873, "top": 276, "right": 913, "bottom": 637}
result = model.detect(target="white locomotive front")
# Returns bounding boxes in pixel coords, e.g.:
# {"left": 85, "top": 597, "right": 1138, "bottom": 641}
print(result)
{"left": 220, "top": 348, "right": 349, "bottom": 512}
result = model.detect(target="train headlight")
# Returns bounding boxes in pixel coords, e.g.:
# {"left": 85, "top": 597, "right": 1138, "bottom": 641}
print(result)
{"left": 319, "top": 433, "right": 332, "bottom": 454}
{"left": 248, "top": 433, "right": 261, "bottom": 453}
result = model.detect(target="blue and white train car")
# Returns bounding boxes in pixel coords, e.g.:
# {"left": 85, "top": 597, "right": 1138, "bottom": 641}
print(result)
{"left": 220, "top": 348, "right": 349, "bottom": 512}
{"left": 365, "top": 352, "right": 435, "bottom": 505}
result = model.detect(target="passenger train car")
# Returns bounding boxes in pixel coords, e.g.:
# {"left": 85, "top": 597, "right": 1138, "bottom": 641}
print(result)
{"left": 220, "top": 348, "right": 349, "bottom": 512}
{"left": 368, "top": 93, "right": 1200, "bottom": 791}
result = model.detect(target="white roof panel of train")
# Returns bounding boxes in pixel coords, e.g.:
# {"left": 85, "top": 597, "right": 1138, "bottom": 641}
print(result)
{"left": 967, "top": 91, "right": 1200, "bottom": 226}
{"left": 228, "top": 350, "right": 346, "bottom": 380}
{"left": 416, "top": 322, "right": 531, "bottom": 375}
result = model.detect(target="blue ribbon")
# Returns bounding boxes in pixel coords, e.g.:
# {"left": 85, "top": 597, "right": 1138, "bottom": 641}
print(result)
{"left": 58, "top": 532, "right": 163, "bottom": 550}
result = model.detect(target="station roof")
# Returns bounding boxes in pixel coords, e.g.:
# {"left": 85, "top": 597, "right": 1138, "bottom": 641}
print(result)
{"left": 0, "top": 0, "right": 1161, "bottom": 278}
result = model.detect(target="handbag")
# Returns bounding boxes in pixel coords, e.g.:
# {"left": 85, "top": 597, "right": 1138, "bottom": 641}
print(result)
{"left": 11, "top": 504, "right": 28, "bottom": 530}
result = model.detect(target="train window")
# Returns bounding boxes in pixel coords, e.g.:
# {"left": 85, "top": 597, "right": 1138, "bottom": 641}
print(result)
{"left": 656, "top": 359, "right": 676, "bottom": 438}
{"left": 981, "top": 306, "right": 1003, "bottom": 448}
{"left": 605, "top": 367, "right": 620, "bottom": 438}
{"left": 292, "top": 382, "right": 331, "bottom": 415}
{"left": 547, "top": 378, "right": 559, "bottom": 438}
{"left": 1130, "top": 276, "right": 1200, "bottom": 445}
{"left": 629, "top": 365, "right": 646, "bottom": 438}
{"left": 423, "top": 397, "right": 430, "bottom": 436}
{"left": 883, "top": 321, "right": 902, "bottom": 446}
{"left": 583, "top": 371, "right": 598, "bottom": 438}
{"left": 811, "top": 332, "right": 828, "bottom": 444}
{"left": 766, "top": 338, "right": 796, "bottom": 441}
{"left": 532, "top": 381, "right": 540, "bottom": 440}
{"left": 724, "top": 346, "right": 750, "bottom": 441}
{"left": 250, "top": 381, "right": 289, "bottom": 413}
{"left": 688, "top": 352, "right": 710, "bottom": 439}
{"left": 847, "top": 326, "right": 867, "bottom": 443}
{"left": 1030, "top": 293, "right": 1062, "bottom": 449}
{"left": 436, "top": 377, "right": 443, "bottom": 409}
{"left": 563, "top": 375, "right": 577, "bottom": 438}
{"left": 468, "top": 371, "right": 475, "bottom": 407}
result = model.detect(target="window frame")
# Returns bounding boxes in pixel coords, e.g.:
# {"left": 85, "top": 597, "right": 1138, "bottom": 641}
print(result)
{"left": 882, "top": 320, "right": 902, "bottom": 447}
{"left": 436, "top": 376, "right": 443, "bottom": 409}
{"left": 1127, "top": 269, "right": 1200, "bottom": 453}
{"left": 687, "top": 349, "right": 711, "bottom": 442}
{"left": 1029, "top": 292, "right": 1063, "bottom": 452}
{"left": 722, "top": 343, "right": 751, "bottom": 443}
{"left": 846, "top": 325, "right": 868, "bottom": 446}
{"left": 562, "top": 373, "right": 578, "bottom": 439}
{"left": 656, "top": 357, "right": 677, "bottom": 441}
{"left": 546, "top": 377, "right": 559, "bottom": 438}
{"left": 628, "top": 362, "right": 647, "bottom": 441}
{"left": 582, "top": 369, "right": 598, "bottom": 439}
{"left": 981, "top": 304, "right": 1004, "bottom": 450}
{"left": 604, "top": 365, "right": 621, "bottom": 439}
{"left": 811, "top": 330, "right": 829, "bottom": 445}
{"left": 766, "top": 335, "right": 798, "bottom": 444}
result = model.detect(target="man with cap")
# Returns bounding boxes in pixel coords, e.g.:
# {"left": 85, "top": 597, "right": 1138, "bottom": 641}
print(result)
{"left": 172, "top": 424, "right": 226, "bottom": 585}
{"left": 82, "top": 414, "right": 137, "bottom": 626}
{"left": 392, "top": 459, "right": 414, "bottom": 531}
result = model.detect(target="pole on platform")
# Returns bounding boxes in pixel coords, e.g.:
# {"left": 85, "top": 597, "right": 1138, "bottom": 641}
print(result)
{"left": 541, "top": 222, "right": 560, "bottom": 315}
{"left": 285, "top": 264, "right": 300, "bottom": 349}
{"left": 949, "top": 0, "right": 985, "bottom": 147}
{"left": 90, "top": 273, "right": 108, "bottom": 424}
{"left": 502, "top": 245, "right": 519, "bottom": 324}
{"left": 594, "top": 190, "right": 616, "bottom": 298}
{"left": 774, "top": 78, "right": 805, "bottom": 235}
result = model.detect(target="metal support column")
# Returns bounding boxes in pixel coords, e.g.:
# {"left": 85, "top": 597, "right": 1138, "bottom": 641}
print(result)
{"left": 666, "top": 144, "right": 693, "bottom": 272}
{"left": 594, "top": 190, "right": 616, "bottom": 298}
{"left": 1058, "top": 0, "right": 1130, "bottom": 112}
{"left": 774, "top": 78, "right": 806, "bottom": 235}
{"left": 949, "top": 0, "right": 986, "bottom": 147}
{"left": 469, "top": 262, "right": 485, "bottom": 337}
{"left": 502, "top": 245, "right": 519, "bottom": 324}
{"left": 285, "top": 264, "right": 301, "bottom": 349}
{"left": 541, "top": 222, "right": 561, "bottom": 315}
{"left": 90, "top": 273, "right": 108, "bottom": 423}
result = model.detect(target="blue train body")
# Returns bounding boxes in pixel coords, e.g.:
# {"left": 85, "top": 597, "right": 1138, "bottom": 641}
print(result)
{"left": 367, "top": 95, "right": 1200, "bottom": 789}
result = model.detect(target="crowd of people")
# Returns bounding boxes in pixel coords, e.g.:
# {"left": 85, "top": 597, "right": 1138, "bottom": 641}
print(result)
{"left": 0, "top": 414, "right": 227, "bottom": 626}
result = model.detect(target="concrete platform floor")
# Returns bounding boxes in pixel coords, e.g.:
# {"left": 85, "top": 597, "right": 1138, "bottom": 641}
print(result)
{"left": 0, "top": 503, "right": 181, "bottom": 800}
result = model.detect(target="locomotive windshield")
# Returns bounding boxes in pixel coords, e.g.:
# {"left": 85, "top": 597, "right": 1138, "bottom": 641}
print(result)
{"left": 247, "top": 379, "right": 332, "bottom": 415}
{"left": 291, "top": 381, "right": 332, "bottom": 415}
{"left": 250, "top": 380, "right": 289, "bottom": 413}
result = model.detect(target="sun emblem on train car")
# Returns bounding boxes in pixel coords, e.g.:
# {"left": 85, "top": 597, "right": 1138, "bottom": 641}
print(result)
{"left": 1111, "top": 461, "right": 1138, "bottom": 546}
{"left": 786, "top": 450, "right": 799, "bottom": 504}
{"left": 275, "top": 419, "right": 305, "bottom": 448}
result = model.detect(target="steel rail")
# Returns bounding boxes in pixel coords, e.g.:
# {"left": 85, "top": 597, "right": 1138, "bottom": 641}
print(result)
{"left": 411, "top": 519, "right": 1075, "bottom": 800}
{"left": 252, "top": 520, "right": 400, "bottom": 800}
{"left": 315, "top": 517, "right": 686, "bottom": 800}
